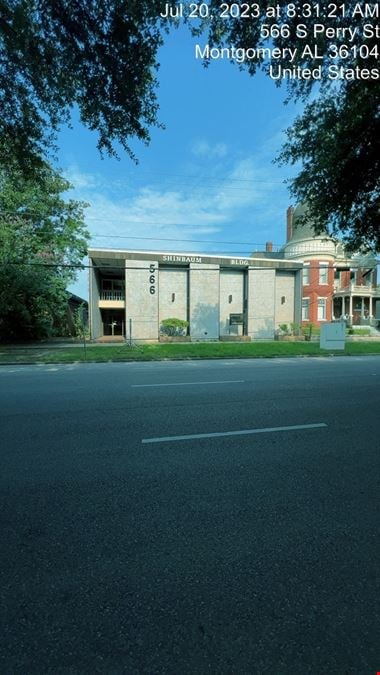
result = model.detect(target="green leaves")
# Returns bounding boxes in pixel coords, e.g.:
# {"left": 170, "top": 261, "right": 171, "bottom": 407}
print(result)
{"left": 160, "top": 318, "right": 189, "bottom": 336}
{"left": 1, "top": 1, "right": 378, "bottom": 251}
{"left": 199, "top": 0, "right": 380, "bottom": 251}
{"left": 0, "top": 162, "right": 89, "bottom": 340}
{"left": 279, "top": 83, "right": 380, "bottom": 251}
{"left": 0, "top": 1, "right": 168, "bottom": 174}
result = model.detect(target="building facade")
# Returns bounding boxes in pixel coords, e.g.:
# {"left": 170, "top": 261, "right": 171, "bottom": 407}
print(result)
{"left": 88, "top": 249, "right": 303, "bottom": 341}
{"left": 283, "top": 205, "right": 379, "bottom": 327}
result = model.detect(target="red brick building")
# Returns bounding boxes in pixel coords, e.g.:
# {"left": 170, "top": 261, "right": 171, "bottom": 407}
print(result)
{"left": 282, "top": 205, "right": 379, "bottom": 328}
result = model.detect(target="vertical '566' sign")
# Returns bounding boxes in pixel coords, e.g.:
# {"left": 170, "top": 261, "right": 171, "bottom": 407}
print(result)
{"left": 149, "top": 264, "right": 156, "bottom": 294}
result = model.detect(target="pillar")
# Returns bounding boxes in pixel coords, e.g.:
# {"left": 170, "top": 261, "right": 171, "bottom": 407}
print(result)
{"left": 125, "top": 259, "right": 159, "bottom": 340}
{"left": 189, "top": 263, "right": 219, "bottom": 339}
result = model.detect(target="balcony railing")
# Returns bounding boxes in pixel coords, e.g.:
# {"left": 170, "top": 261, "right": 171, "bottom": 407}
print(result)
{"left": 333, "top": 282, "right": 375, "bottom": 294}
{"left": 101, "top": 290, "right": 125, "bottom": 301}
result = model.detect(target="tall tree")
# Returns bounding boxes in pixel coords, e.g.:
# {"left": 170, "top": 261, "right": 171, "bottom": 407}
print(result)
{"left": 195, "top": 0, "right": 380, "bottom": 251}
{"left": 278, "top": 81, "right": 379, "bottom": 251}
{"left": 1, "top": 2, "right": 378, "bottom": 250}
{"left": 0, "top": 163, "right": 89, "bottom": 340}
{"left": 0, "top": 0, "right": 168, "bottom": 175}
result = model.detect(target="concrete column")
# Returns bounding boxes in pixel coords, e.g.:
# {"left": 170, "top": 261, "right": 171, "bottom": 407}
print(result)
{"left": 219, "top": 270, "right": 244, "bottom": 336}
{"left": 89, "top": 264, "right": 102, "bottom": 339}
{"left": 189, "top": 263, "right": 219, "bottom": 339}
{"left": 294, "top": 269, "right": 302, "bottom": 326}
{"left": 247, "top": 268, "right": 275, "bottom": 339}
{"left": 125, "top": 259, "right": 159, "bottom": 340}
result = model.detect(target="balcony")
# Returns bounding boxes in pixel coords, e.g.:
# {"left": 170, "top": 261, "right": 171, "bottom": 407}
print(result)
{"left": 101, "top": 290, "right": 125, "bottom": 301}
{"left": 98, "top": 289, "right": 125, "bottom": 308}
{"left": 333, "top": 282, "right": 378, "bottom": 296}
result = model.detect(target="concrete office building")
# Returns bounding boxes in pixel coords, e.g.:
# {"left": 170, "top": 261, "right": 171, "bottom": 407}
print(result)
{"left": 88, "top": 248, "right": 303, "bottom": 341}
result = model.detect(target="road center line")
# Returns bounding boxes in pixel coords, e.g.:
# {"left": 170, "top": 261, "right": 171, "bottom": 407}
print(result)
{"left": 142, "top": 422, "right": 327, "bottom": 444}
{"left": 132, "top": 380, "right": 245, "bottom": 388}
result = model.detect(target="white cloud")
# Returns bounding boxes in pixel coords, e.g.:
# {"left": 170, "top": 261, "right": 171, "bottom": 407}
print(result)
{"left": 191, "top": 140, "right": 228, "bottom": 159}
{"left": 65, "top": 166, "right": 99, "bottom": 189}
{"left": 64, "top": 129, "right": 294, "bottom": 257}
{"left": 66, "top": 139, "right": 295, "bottom": 300}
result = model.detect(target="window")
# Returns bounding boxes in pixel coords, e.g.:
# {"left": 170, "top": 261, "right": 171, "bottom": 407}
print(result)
{"left": 302, "top": 265, "right": 310, "bottom": 285}
{"left": 319, "top": 263, "right": 328, "bottom": 284}
{"left": 318, "top": 298, "right": 326, "bottom": 320}
{"left": 302, "top": 298, "right": 310, "bottom": 321}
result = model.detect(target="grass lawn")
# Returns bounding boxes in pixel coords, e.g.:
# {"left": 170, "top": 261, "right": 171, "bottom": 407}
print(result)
{"left": 1, "top": 340, "right": 380, "bottom": 364}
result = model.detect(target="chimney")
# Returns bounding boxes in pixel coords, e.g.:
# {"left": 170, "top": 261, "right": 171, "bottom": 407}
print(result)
{"left": 286, "top": 206, "right": 294, "bottom": 242}
{"left": 265, "top": 241, "right": 273, "bottom": 252}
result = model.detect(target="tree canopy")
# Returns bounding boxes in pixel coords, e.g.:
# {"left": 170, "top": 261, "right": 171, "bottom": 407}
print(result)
{"left": 0, "top": 0, "right": 167, "bottom": 174}
{"left": 279, "top": 81, "right": 379, "bottom": 251}
{"left": 0, "top": 163, "right": 89, "bottom": 340}
{"left": 0, "top": 1, "right": 378, "bottom": 251}
{"left": 198, "top": 1, "right": 378, "bottom": 96}
{"left": 196, "top": 0, "right": 379, "bottom": 251}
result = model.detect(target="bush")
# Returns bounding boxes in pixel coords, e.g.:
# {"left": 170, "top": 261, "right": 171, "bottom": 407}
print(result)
{"left": 302, "top": 323, "right": 320, "bottom": 337}
{"left": 278, "top": 323, "right": 301, "bottom": 336}
{"left": 290, "top": 322, "right": 301, "bottom": 336}
{"left": 160, "top": 318, "right": 189, "bottom": 336}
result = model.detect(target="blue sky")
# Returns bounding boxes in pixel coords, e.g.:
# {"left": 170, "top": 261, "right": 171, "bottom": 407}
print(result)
{"left": 58, "top": 25, "right": 303, "bottom": 298}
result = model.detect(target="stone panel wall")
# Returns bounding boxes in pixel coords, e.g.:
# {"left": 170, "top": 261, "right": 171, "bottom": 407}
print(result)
{"left": 189, "top": 263, "right": 219, "bottom": 339}
{"left": 158, "top": 268, "right": 188, "bottom": 326}
{"left": 89, "top": 267, "right": 102, "bottom": 339}
{"left": 125, "top": 259, "right": 159, "bottom": 340}
{"left": 219, "top": 270, "right": 245, "bottom": 336}
{"left": 275, "top": 271, "right": 296, "bottom": 328}
{"left": 247, "top": 269, "right": 276, "bottom": 338}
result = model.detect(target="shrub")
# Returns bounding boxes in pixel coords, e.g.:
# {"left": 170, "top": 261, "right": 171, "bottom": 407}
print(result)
{"left": 302, "top": 323, "right": 320, "bottom": 336}
{"left": 290, "top": 322, "right": 301, "bottom": 336}
{"left": 160, "top": 318, "right": 189, "bottom": 336}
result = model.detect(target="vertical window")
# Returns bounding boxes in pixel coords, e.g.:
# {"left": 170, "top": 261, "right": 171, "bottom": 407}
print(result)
{"left": 302, "top": 298, "right": 310, "bottom": 320}
{"left": 319, "top": 264, "right": 328, "bottom": 284}
{"left": 302, "top": 265, "right": 310, "bottom": 285}
{"left": 318, "top": 298, "right": 326, "bottom": 320}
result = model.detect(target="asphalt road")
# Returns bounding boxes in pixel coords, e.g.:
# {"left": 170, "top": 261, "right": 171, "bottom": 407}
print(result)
{"left": 0, "top": 357, "right": 379, "bottom": 674}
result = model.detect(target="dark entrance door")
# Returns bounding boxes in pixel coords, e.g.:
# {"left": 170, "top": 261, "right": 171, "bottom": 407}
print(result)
{"left": 102, "top": 310, "right": 125, "bottom": 337}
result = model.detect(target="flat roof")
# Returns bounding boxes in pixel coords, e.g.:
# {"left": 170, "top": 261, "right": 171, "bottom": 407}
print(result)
{"left": 88, "top": 248, "right": 303, "bottom": 271}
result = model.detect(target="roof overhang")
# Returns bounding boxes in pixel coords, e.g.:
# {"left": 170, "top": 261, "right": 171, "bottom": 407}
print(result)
{"left": 88, "top": 248, "right": 303, "bottom": 272}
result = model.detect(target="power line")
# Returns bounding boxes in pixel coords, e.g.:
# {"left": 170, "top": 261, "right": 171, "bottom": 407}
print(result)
{"left": 0, "top": 209, "right": 283, "bottom": 248}
{"left": 102, "top": 169, "right": 291, "bottom": 184}
{"left": 0, "top": 208, "right": 285, "bottom": 238}
{"left": 89, "top": 233, "right": 282, "bottom": 247}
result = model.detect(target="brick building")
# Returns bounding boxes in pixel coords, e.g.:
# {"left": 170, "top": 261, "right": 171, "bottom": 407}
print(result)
{"left": 283, "top": 205, "right": 379, "bottom": 327}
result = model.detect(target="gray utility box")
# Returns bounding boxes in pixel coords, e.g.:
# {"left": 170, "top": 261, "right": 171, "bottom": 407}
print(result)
{"left": 320, "top": 322, "right": 346, "bottom": 350}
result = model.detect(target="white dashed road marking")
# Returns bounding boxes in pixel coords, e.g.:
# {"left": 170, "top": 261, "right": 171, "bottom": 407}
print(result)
{"left": 142, "top": 422, "right": 328, "bottom": 444}
{"left": 132, "top": 380, "right": 245, "bottom": 388}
